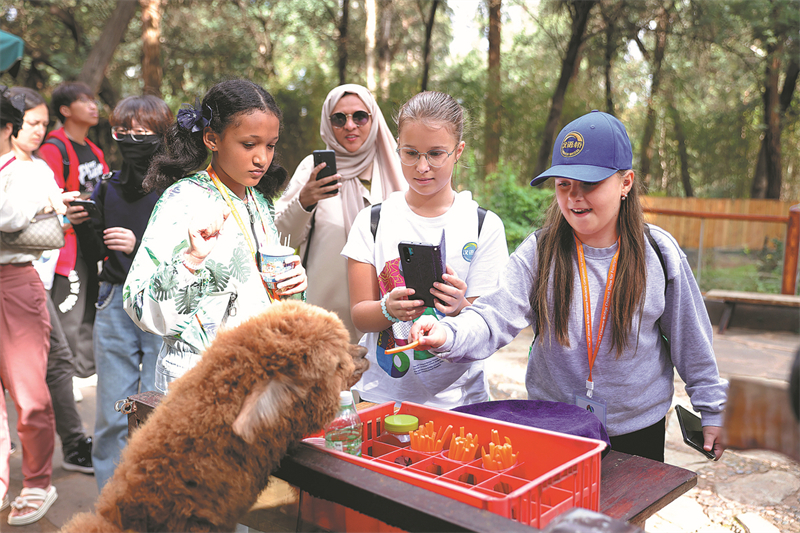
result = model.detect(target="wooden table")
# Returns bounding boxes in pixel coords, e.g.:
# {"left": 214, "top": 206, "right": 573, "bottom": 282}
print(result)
{"left": 125, "top": 392, "right": 696, "bottom": 532}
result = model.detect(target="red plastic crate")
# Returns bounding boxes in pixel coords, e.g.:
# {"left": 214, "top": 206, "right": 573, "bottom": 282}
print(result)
{"left": 306, "top": 402, "right": 605, "bottom": 529}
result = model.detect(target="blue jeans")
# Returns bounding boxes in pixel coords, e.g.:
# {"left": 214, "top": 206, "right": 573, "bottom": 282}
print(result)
{"left": 91, "top": 282, "right": 161, "bottom": 490}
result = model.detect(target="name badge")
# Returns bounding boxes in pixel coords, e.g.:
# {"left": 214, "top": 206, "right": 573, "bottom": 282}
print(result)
{"left": 574, "top": 391, "right": 607, "bottom": 427}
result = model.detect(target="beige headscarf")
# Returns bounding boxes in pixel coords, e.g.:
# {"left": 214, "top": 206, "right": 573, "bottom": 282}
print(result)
{"left": 319, "top": 84, "right": 405, "bottom": 233}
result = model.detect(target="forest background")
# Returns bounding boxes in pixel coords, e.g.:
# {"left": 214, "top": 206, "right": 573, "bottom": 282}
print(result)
{"left": 1, "top": 0, "right": 798, "bottom": 260}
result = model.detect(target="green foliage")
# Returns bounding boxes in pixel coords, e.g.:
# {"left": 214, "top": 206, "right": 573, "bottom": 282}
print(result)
{"left": 1, "top": 0, "right": 799, "bottom": 206}
{"left": 456, "top": 155, "right": 553, "bottom": 251}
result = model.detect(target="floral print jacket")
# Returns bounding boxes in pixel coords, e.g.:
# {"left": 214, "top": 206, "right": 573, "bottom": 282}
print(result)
{"left": 123, "top": 171, "right": 278, "bottom": 354}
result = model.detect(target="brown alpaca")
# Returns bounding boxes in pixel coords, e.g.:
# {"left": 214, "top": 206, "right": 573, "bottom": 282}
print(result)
{"left": 61, "top": 301, "right": 368, "bottom": 532}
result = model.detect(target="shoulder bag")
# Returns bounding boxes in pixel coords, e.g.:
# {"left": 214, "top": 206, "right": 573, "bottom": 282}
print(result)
{"left": 0, "top": 156, "right": 65, "bottom": 252}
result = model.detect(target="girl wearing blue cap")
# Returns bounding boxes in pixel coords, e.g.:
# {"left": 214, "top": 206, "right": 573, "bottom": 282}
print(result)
{"left": 410, "top": 110, "right": 727, "bottom": 462}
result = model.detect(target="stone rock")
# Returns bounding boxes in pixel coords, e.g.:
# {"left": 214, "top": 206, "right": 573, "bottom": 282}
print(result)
{"left": 715, "top": 470, "right": 800, "bottom": 506}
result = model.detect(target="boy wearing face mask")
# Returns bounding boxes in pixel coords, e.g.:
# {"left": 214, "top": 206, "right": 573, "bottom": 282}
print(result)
{"left": 65, "top": 95, "right": 171, "bottom": 490}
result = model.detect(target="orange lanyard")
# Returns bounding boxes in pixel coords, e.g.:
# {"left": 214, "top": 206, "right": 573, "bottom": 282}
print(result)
{"left": 574, "top": 234, "right": 620, "bottom": 397}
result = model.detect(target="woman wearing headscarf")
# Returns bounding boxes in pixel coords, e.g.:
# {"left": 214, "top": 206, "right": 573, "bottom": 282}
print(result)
{"left": 275, "top": 84, "right": 405, "bottom": 341}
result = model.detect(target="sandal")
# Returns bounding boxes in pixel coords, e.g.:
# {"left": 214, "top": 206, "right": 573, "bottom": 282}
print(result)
{"left": 7, "top": 486, "right": 57, "bottom": 526}
{"left": 1, "top": 494, "right": 8, "bottom": 512}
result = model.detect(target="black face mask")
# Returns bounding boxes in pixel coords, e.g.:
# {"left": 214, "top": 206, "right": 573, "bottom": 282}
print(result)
{"left": 116, "top": 135, "right": 160, "bottom": 199}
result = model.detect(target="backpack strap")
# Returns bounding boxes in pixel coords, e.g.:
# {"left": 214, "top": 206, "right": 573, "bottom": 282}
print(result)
{"left": 644, "top": 224, "right": 668, "bottom": 295}
{"left": 43, "top": 137, "right": 70, "bottom": 182}
{"left": 370, "top": 203, "right": 488, "bottom": 241}
{"left": 477, "top": 206, "right": 487, "bottom": 235}
{"left": 370, "top": 203, "right": 382, "bottom": 240}
{"left": 644, "top": 223, "right": 671, "bottom": 350}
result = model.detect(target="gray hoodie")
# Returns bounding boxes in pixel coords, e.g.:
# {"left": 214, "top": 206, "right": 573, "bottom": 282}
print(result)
{"left": 433, "top": 224, "right": 727, "bottom": 437}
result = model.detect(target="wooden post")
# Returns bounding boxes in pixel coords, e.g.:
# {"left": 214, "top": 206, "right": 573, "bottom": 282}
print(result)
{"left": 782, "top": 205, "right": 800, "bottom": 295}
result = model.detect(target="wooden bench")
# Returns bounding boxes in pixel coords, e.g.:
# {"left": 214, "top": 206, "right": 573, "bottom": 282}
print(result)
{"left": 704, "top": 289, "right": 800, "bottom": 333}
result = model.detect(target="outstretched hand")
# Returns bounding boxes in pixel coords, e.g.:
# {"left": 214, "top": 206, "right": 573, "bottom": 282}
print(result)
{"left": 186, "top": 205, "right": 231, "bottom": 262}
{"left": 409, "top": 315, "right": 447, "bottom": 351}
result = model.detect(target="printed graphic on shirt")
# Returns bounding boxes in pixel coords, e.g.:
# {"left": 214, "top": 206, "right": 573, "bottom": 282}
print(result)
{"left": 78, "top": 160, "right": 104, "bottom": 193}
{"left": 375, "top": 258, "right": 439, "bottom": 378}
{"left": 462, "top": 241, "right": 477, "bottom": 262}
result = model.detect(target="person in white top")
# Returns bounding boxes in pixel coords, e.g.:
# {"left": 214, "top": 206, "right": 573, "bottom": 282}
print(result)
{"left": 342, "top": 91, "right": 509, "bottom": 408}
{"left": 0, "top": 86, "right": 75, "bottom": 526}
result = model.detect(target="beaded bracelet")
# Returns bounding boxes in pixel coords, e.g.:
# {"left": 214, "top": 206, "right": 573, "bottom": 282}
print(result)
{"left": 182, "top": 252, "right": 207, "bottom": 271}
{"left": 381, "top": 293, "right": 401, "bottom": 323}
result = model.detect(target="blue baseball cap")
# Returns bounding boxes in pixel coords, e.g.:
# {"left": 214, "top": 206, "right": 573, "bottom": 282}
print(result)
{"left": 531, "top": 110, "right": 633, "bottom": 186}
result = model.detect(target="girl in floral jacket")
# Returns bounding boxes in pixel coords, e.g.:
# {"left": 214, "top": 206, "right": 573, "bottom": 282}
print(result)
{"left": 124, "top": 80, "right": 306, "bottom": 393}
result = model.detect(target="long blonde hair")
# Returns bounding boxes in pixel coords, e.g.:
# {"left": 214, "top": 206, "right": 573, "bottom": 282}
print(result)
{"left": 531, "top": 174, "right": 647, "bottom": 358}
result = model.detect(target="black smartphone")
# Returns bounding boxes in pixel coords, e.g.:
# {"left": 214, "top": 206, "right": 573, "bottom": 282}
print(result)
{"left": 398, "top": 232, "right": 446, "bottom": 309}
{"left": 71, "top": 199, "right": 101, "bottom": 219}
{"left": 313, "top": 149, "right": 338, "bottom": 187}
{"left": 675, "top": 404, "right": 716, "bottom": 459}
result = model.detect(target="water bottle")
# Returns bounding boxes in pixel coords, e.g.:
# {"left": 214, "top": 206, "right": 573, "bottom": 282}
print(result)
{"left": 324, "top": 391, "right": 363, "bottom": 456}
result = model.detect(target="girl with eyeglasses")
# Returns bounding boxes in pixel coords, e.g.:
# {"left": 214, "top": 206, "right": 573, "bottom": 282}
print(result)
{"left": 65, "top": 95, "right": 172, "bottom": 490}
{"left": 341, "top": 91, "right": 509, "bottom": 408}
{"left": 275, "top": 85, "right": 406, "bottom": 342}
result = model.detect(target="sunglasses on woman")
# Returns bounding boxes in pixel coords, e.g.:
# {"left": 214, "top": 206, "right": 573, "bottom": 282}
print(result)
{"left": 329, "top": 111, "right": 371, "bottom": 129}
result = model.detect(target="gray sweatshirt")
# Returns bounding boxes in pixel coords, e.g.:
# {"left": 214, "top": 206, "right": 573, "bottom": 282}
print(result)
{"left": 434, "top": 225, "right": 727, "bottom": 436}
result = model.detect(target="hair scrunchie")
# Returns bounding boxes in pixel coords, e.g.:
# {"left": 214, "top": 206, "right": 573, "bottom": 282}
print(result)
{"left": 176, "top": 98, "right": 212, "bottom": 133}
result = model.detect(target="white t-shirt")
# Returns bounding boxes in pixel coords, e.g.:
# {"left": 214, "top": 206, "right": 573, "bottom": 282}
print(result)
{"left": 341, "top": 190, "right": 509, "bottom": 408}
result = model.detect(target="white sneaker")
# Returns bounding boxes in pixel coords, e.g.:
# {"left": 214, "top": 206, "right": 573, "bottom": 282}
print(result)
{"left": 73, "top": 385, "right": 83, "bottom": 403}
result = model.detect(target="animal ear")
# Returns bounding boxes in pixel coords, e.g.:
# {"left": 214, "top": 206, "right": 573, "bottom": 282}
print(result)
{"left": 232, "top": 376, "right": 305, "bottom": 444}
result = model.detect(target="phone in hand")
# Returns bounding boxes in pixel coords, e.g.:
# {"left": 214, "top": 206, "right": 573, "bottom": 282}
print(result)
{"left": 675, "top": 404, "right": 716, "bottom": 459}
{"left": 71, "top": 199, "right": 101, "bottom": 219}
{"left": 398, "top": 231, "right": 446, "bottom": 309}
{"left": 313, "top": 150, "right": 338, "bottom": 188}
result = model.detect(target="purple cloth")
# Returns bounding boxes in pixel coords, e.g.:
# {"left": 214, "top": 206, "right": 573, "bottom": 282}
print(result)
{"left": 452, "top": 400, "right": 611, "bottom": 454}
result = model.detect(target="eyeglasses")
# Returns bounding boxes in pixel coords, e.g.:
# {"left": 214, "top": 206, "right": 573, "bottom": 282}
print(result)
{"left": 396, "top": 146, "right": 457, "bottom": 168}
{"left": 329, "top": 111, "right": 371, "bottom": 129}
{"left": 111, "top": 127, "right": 154, "bottom": 142}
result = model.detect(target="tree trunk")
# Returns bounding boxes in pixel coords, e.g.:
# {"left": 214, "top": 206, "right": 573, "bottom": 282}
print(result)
{"left": 603, "top": 11, "right": 615, "bottom": 114}
{"left": 377, "top": 0, "right": 394, "bottom": 99}
{"left": 365, "top": 0, "right": 377, "bottom": 92}
{"left": 140, "top": 0, "right": 162, "bottom": 97}
{"left": 77, "top": 0, "right": 139, "bottom": 94}
{"left": 421, "top": 0, "right": 440, "bottom": 92}
{"left": 752, "top": 50, "right": 798, "bottom": 199}
{"left": 533, "top": 0, "right": 596, "bottom": 178}
{"left": 667, "top": 102, "right": 693, "bottom": 197}
{"left": 484, "top": 0, "right": 502, "bottom": 176}
{"left": 639, "top": 1, "right": 670, "bottom": 188}
{"left": 338, "top": 0, "right": 350, "bottom": 86}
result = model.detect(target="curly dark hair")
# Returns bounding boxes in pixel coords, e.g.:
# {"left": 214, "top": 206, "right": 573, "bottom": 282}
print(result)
{"left": 0, "top": 86, "right": 25, "bottom": 138}
{"left": 144, "top": 79, "right": 287, "bottom": 199}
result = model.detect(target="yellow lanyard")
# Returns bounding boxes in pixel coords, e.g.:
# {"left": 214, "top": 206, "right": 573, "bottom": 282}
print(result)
{"left": 206, "top": 165, "right": 274, "bottom": 302}
{"left": 574, "top": 234, "right": 620, "bottom": 396}
{"left": 207, "top": 165, "right": 261, "bottom": 257}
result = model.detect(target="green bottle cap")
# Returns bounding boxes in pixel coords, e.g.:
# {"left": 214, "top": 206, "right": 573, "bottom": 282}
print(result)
{"left": 384, "top": 414, "right": 419, "bottom": 434}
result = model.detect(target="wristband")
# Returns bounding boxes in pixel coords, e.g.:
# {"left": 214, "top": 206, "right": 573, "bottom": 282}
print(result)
{"left": 381, "top": 293, "right": 401, "bottom": 323}
{"left": 182, "top": 252, "right": 207, "bottom": 271}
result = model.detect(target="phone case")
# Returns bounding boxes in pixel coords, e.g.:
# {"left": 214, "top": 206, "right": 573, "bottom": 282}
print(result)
{"left": 675, "top": 405, "right": 715, "bottom": 459}
{"left": 398, "top": 231, "right": 446, "bottom": 309}
{"left": 313, "top": 150, "right": 337, "bottom": 182}
{"left": 73, "top": 200, "right": 100, "bottom": 218}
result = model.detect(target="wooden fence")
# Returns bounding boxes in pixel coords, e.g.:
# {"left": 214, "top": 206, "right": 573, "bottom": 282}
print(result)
{"left": 641, "top": 196, "right": 797, "bottom": 250}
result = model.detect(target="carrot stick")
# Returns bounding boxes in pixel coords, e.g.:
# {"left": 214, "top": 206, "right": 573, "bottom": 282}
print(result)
{"left": 441, "top": 426, "right": 453, "bottom": 450}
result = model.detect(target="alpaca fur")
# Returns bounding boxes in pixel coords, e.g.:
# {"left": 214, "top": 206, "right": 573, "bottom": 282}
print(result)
{"left": 62, "top": 301, "right": 368, "bottom": 532}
